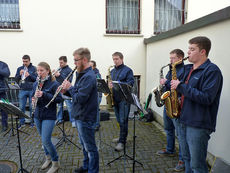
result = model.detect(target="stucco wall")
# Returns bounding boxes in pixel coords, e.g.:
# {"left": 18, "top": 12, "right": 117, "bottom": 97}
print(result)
{"left": 146, "top": 19, "right": 230, "bottom": 163}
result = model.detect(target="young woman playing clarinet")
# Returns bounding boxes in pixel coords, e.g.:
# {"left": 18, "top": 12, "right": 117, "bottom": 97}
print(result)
{"left": 32, "top": 62, "right": 62, "bottom": 173}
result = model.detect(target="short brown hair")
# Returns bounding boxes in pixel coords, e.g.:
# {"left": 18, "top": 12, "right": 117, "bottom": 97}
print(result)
{"left": 22, "top": 55, "right": 30, "bottom": 60}
{"left": 73, "top": 48, "right": 91, "bottom": 61}
{"left": 112, "top": 52, "right": 123, "bottom": 59}
{"left": 189, "top": 36, "right": 211, "bottom": 56}
{"left": 59, "top": 56, "right": 67, "bottom": 62}
{"left": 170, "top": 49, "right": 184, "bottom": 58}
{"left": 90, "top": 60, "right": 96, "bottom": 67}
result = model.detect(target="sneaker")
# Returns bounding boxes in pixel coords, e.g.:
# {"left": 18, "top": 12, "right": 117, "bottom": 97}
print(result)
{"left": 74, "top": 166, "right": 88, "bottom": 173}
{"left": 156, "top": 149, "right": 175, "bottom": 157}
{"left": 115, "top": 143, "right": 124, "bottom": 151}
{"left": 174, "top": 160, "right": 185, "bottom": 172}
{"left": 72, "top": 122, "right": 76, "bottom": 128}
{"left": 112, "top": 137, "right": 119, "bottom": 143}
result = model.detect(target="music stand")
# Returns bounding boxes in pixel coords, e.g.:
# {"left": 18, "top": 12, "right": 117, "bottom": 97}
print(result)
{"left": 96, "top": 79, "right": 114, "bottom": 150}
{"left": 0, "top": 100, "right": 30, "bottom": 173}
{"left": 55, "top": 95, "right": 81, "bottom": 150}
{"left": 107, "top": 81, "right": 143, "bottom": 173}
{"left": 3, "top": 83, "right": 29, "bottom": 144}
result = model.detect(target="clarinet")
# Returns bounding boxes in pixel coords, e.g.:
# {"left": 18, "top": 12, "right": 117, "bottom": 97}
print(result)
{"left": 45, "top": 66, "right": 77, "bottom": 108}
{"left": 31, "top": 77, "right": 45, "bottom": 122}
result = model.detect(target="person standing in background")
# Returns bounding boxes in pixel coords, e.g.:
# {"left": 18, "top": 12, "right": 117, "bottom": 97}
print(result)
{"left": 15, "top": 55, "right": 37, "bottom": 127}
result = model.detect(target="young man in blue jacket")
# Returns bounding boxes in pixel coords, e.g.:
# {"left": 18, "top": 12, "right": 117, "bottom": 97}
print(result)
{"left": 15, "top": 55, "right": 37, "bottom": 127}
{"left": 89, "top": 60, "right": 102, "bottom": 131}
{"left": 156, "top": 49, "right": 185, "bottom": 172}
{"left": 109, "top": 52, "right": 134, "bottom": 151}
{"left": 171, "top": 36, "right": 223, "bottom": 173}
{"left": 52, "top": 56, "right": 74, "bottom": 127}
{"left": 62, "top": 48, "right": 99, "bottom": 173}
{"left": 0, "top": 61, "right": 10, "bottom": 132}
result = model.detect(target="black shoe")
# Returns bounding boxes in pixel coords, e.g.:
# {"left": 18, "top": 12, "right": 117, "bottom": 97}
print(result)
{"left": 74, "top": 166, "right": 88, "bottom": 173}
{"left": 1, "top": 126, "right": 8, "bottom": 132}
{"left": 95, "top": 125, "right": 100, "bottom": 131}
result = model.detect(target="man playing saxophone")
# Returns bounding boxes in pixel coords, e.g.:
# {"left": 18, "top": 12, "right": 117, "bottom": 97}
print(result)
{"left": 156, "top": 49, "right": 185, "bottom": 172}
{"left": 109, "top": 52, "right": 134, "bottom": 151}
{"left": 171, "top": 36, "right": 223, "bottom": 173}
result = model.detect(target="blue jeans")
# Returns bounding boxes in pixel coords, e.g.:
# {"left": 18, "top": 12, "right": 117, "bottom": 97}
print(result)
{"left": 114, "top": 101, "right": 130, "bottom": 144}
{"left": 178, "top": 123, "right": 211, "bottom": 173}
{"left": 18, "top": 90, "right": 33, "bottom": 124}
{"left": 75, "top": 120, "right": 99, "bottom": 173}
{"left": 94, "top": 97, "right": 102, "bottom": 128}
{"left": 34, "top": 118, "right": 58, "bottom": 161}
{"left": 163, "top": 108, "right": 183, "bottom": 161}
{"left": 57, "top": 99, "right": 73, "bottom": 122}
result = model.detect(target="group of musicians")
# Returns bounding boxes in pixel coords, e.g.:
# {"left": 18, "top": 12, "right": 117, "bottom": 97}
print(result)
{"left": 0, "top": 36, "right": 223, "bottom": 173}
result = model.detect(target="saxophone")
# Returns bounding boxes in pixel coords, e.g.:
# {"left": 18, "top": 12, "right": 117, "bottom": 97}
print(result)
{"left": 161, "top": 57, "right": 188, "bottom": 119}
{"left": 105, "top": 65, "right": 114, "bottom": 109}
{"left": 153, "top": 63, "right": 170, "bottom": 107}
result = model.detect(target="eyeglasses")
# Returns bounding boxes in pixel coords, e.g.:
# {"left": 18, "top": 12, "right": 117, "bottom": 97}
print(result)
{"left": 74, "top": 58, "right": 83, "bottom": 62}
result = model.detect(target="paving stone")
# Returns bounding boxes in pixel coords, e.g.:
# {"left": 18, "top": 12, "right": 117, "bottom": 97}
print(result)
{"left": 0, "top": 113, "right": 184, "bottom": 173}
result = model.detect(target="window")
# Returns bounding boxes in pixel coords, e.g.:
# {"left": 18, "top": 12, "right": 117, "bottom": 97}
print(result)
{"left": 0, "top": 0, "right": 20, "bottom": 29}
{"left": 106, "top": 0, "right": 140, "bottom": 34}
{"left": 154, "top": 0, "right": 185, "bottom": 34}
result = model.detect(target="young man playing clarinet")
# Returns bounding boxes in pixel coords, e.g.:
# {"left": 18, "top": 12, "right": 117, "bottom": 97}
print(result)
{"left": 62, "top": 48, "right": 99, "bottom": 173}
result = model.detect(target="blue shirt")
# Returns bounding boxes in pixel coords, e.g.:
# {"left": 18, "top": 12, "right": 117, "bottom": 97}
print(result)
{"left": 111, "top": 64, "right": 134, "bottom": 104}
{"left": 177, "top": 59, "right": 223, "bottom": 132}
{"left": 32, "top": 77, "right": 62, "bottom": 120}
{"left": 55, "top": 65, "right": 73, "bottom": 85}
{"left": 67, "top": 67, "right": 98, "bottom": 122}
{"left": 15, "top": 63, "right": 37, "bottom": 91}
{"left": 0, "top": 61, "right": 10, "bottom": 94}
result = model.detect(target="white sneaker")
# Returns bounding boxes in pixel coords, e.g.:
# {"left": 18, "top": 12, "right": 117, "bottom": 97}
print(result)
{"left": 72, "top": 122, "right": 76, "bottom": 128}
{"left": 115, "top": 143, "right": 124, "bottom": 151}
{"left": 112, "top": 137, "right": 119, "bottom": 143}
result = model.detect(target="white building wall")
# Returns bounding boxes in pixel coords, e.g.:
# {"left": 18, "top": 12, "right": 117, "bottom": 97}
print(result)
{"left": 0, "top": 0, "right": 154, "bottom": 104}
{"left": 146, "top": 19, "right": 230, "bottom": 163}
{"left": 187, "top": 0, "right": 230, "bottom": 22}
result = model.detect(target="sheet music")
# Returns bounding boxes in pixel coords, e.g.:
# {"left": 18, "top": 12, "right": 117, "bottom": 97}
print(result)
{"left": 131, "top": 93, "right": 143, "bottom": 112}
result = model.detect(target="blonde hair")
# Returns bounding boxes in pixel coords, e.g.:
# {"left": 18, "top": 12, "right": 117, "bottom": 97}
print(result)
{"left": 38, "top": 62, "right": 55, "bottom": 81}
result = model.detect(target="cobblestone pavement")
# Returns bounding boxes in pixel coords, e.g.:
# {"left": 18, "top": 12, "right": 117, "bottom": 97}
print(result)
{"left": 0, "top": 115, "right": 184, "bottom": 173}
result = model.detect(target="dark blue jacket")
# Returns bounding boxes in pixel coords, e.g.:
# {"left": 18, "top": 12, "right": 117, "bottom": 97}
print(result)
{"left": 0, "top": 61, "right": 10, "bottom": 95}
{"left": 111, "top": 64, "right": 134, "bottom": 104}
{"left": 177, "top": 59, "right": 223, "bottom": 132}
{"left": 164, "top": 62, "right": 185, "bottom": 91}
{"left": 32, "top": 77, "right": 62, "bottom": 120}
{"left": 93, "top": 68, "right": 102, "bottom": 98}
{"left": 15, "top": 63, "right": 37, "bottom": 91}
{"left": 67, "top": 67, "right": 98, "bottom": 122}
{"left": 55, "top": 65, "right": 73, "bottom": 85}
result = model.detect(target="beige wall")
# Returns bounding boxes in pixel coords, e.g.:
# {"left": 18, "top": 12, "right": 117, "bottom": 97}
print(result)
{"left": 0, "top": 0, "right": 155, "bottom": 104}
{"left": 146, "top": 19, "right": 230, "bottom": 163}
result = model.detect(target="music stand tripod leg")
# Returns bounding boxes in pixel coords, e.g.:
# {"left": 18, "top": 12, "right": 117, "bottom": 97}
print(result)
{"left": 15, "top": 117, "right": 30, "bottom": 173}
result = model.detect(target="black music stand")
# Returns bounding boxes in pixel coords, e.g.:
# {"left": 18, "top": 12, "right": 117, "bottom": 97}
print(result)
{"left": 96, "top": 79, "right": 113, "bottom": 150}
{"left": 107, "top": 81, "right": 143, "bottom": 173}
{"left": 0, "top": 100, "right": 30, "bottom": 173}
{"left": 55, "top": 95, "right": 81, "bottom": 150}
{"left": 3, "top": 82, "right": 29, "bottom": 145}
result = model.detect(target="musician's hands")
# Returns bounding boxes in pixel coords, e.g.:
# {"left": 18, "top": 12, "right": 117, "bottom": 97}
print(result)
{"left": 108, "top": 81, "right": 113, "bottom": 88}
{"left": 160, "top": 78, "right": 167, "bottom": 85}
{"left": 32, "top": 97, "right": 35, "bottom": 102}
{"left": 25, "top": 71, "right": 30, "bottom": 77}
{"left": 55, "top": 71, "right": 60, "bottom": 77}
{"left": 171, "top": 79, "right": 180, "bottom": 90}
{"left": 62, "top": 79, "right": 72, "bottom": 90}
{"left": 35, "top": 90, "right": 43, "bottom": 98}
{"left": 20, "top": 70, "right": 24, "bottom": 75}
